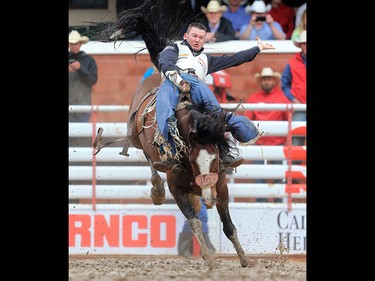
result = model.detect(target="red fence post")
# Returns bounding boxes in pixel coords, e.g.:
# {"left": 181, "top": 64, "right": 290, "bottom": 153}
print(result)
{"left": 286, "top": 105, "right": 294, "bottom": 211}
{"left": 192, "top": 236, "right": 200, "bottom": 256}
{"left": 91, "top": 105, "right": 98, "bottom": 211}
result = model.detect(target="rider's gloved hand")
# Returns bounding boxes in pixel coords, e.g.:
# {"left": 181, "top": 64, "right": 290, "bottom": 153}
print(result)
{"left": 178, "top": 80, "right": 191, "bottom": 94}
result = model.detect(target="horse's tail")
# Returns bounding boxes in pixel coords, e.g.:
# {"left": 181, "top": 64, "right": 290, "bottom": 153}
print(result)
{"left": 92, "top": 127, "right": 135, "bottom": 155}
{"left": 92, "top": 0, "right": 197, "bottom": 70}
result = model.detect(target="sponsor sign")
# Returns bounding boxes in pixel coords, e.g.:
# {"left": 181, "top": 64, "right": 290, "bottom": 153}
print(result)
{"left": 69, "top": 203, "right": 306, "bottom": 255}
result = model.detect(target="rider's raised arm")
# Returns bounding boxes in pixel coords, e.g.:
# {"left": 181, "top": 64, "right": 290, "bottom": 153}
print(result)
{"left": 206, "top": 45, "right": 261, "bottom": 74}
{"left": 206, "top": 38, "right": 275, "bottom": 74}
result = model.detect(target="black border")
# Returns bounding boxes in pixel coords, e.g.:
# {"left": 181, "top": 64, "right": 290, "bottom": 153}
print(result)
{"left": 13, "top": 1, "right": 69, "bottom": 279}
{"left": 307, "top": 0, "right": 366, "bottom": 279}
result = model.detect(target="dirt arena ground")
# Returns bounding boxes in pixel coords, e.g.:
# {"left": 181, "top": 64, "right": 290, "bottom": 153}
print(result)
{"left": 69, "top": 255, "right": 306, "bottom": 281}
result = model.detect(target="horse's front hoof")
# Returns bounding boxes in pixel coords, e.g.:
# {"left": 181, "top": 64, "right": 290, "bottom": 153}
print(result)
{"left": 150, "top": 186, "right": 165, "bottom": 205}
{"left": 240, "top": 257, "right": 255, "bottom": 268}
{"left": 202, "top": 255, "right": 215, "bottom": 270}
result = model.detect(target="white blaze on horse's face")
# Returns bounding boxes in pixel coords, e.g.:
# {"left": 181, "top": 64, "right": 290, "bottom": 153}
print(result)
{"left": 195, "top": 149, "right": 218, "bottom": 208}
{"left": 196, "top": 149, "right": 216, "bottom": 176}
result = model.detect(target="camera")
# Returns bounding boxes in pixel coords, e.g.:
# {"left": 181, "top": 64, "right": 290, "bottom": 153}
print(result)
{"left": 69, "top": 59, "right": 76, "bottom": 64}
{"left": 256, "top": 16, "right": 266, "bottom": 22}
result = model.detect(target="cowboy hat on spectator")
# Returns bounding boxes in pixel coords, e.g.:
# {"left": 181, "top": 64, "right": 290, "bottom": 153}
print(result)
{"left": 222, "top": 0, "right": 247, "bottom": 6}
{"left": 201, "top": 0, "right": 227, "bottom": 13}
{"left": 245, "top": 0, "right": 271, "bottom": 14}
{"left": 293, "top": 30, "right": 307, "bottom": 48}
{"left": 254, "top": 67, "right": 281, "bottom": 83}
{"left": 69, "top": 30, "right": 89, "bottom": 44}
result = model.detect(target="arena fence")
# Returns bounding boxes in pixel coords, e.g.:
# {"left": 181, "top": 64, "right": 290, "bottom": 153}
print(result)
{"left": 69, "top": 104, "right": 306, "bottom": 208}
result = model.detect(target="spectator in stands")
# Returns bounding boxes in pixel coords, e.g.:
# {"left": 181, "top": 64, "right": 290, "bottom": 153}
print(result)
{"left": 190, "top": 0, "right": 211, "bottom": 19}
{"left": 281, "top": 30, "right": 306, "bottom": 146}
{"left": 294, "top": 2, "right": 306, "bottom": 27}
{"left": 200, "top": 0, "right": 236, "bottom": 42}
{"left": 69, "top": 30, "right": 98, "bottom": 122}
{"left": 69, "top": 30, "right": 98, "bottom": 203}
{"left": 268, "top": 0, "right": 295, "bottom": 39}
{"left": 291, "top": 8, "right": 306, "bottom": 43}
{"left": 245, "top": 67, "right": 291, "bottom": 202}
{"left": 246, "top": 67, "right": 292, "bottom": 146}
{"left": 239, "top": 0, "right": 286, "bottom": 40}
{"left": 222, "top": 0, "right": 251, "bottom": 39}
{"left": 204, "top": 70, "right": 236, "bottom": 103}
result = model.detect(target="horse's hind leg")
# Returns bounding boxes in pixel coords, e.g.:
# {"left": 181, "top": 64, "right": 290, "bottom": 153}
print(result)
{"left": 145, "top": 154, "right": 165, "bottom": 205}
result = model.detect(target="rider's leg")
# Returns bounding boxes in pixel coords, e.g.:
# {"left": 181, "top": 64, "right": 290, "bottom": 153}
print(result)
{"left": 181, "top": 74, "right": 264, "bottom": 164}
{"left": 154, "top": 80, "right": 184, "bottom": 173}
{"left": 156, "top": 79, "right": 180, "bottom": 143}
{"left": 226, "top": 115, "right": 264, "bottom": 144}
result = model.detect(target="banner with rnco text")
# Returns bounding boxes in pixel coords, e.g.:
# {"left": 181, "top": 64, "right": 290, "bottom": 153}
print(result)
{"left": 69, "top": 203, "right": 306, "bottom": 255}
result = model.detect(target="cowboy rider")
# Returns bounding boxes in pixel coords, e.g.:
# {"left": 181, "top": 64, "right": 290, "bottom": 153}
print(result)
{"left": 153, "top": 22, "right": 275, "bottom": 173}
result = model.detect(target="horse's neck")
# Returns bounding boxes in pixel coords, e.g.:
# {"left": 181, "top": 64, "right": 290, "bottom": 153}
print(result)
{"left": 176, "top": 106, "right": 194, "bottom": 139}
{"left": 175, "top": 106, "right": 187, "bottom": 118}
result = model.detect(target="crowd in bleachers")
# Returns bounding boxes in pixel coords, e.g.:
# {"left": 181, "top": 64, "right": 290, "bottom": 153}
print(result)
{"left": 186, "top": 0, "right": 307, "bottom": 143}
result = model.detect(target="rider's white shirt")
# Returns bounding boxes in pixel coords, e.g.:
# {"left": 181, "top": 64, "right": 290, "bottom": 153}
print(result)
{"left": 175, "top": 44, "right": 208, "bottom": 80}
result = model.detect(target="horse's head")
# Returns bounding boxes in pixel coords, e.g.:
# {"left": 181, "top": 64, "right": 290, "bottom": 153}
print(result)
{"left": 177, "top": 105, "right": 237, "bottom": 208}
{"left": 189, "top": 127, "right": 220, "bottom": 178}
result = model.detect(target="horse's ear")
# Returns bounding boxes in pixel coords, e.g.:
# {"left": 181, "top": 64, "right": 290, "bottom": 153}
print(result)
{"left": 189, "top": 129, "right": 198, "bottom": 144}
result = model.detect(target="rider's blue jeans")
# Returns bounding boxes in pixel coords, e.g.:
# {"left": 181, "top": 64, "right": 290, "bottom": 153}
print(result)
{"left": 156, "top": 73, "right": 260, "bottom": 153}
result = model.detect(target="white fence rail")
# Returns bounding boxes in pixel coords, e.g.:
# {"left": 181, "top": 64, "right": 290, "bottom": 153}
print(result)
{"left": 69, "top": 165, "right": 305, "bottom": 181}
{"left": 69, "top": 104, "right": 306, "bottom": 200}
{"left": 69, "top": 121, "right": 306, "bottom": 137}
{"left": 69, "top": 103, "right": 306, "bottom": 112}
{"left": 69, "top": 184, "right": 306, "bottom": 200}
{"left": 69, "top": 146, "right": 304, "bottom": 162}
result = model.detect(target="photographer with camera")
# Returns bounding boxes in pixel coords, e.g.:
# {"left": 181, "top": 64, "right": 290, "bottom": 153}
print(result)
{"left": 239, "top": 0, "right": 285, "bottom": 41}
{"left": 69, "top": 30, "right": 98, "bottom": 122}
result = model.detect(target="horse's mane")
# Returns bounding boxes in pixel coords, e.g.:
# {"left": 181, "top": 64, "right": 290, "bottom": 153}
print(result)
{"left": 185, "top": 103, "right": 240, "bottom": 159}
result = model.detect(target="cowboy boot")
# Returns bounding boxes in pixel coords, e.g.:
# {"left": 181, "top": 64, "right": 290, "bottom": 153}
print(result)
{"left": 153, "top": 116, "right": 184, "bottom": 173}
{"left": 219, "top": 155, "right": 244, "bottom": 172}
{"left": 218, "top": 134, "right": 244, "bottom": 170}
{"left": 221, "top": 155, "right": 244, "bottom": 168}
{"left": 242, "top": 123, "right": 265, "bottom": 145}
